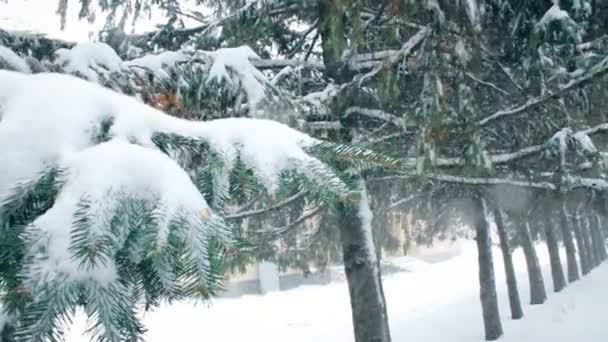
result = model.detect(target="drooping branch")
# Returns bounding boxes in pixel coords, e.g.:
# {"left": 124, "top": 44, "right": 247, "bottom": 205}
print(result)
{"left": 373, "top": 173, "right": 608, "bottom": 192}
{"left": 426, "top": 124, "right": 608, "bottom": 168}
{"left": 373, "top": 174, "right": 556, "bottom": 190}
{"left": 478, "top": 56, "right": 608, "bottom": 127}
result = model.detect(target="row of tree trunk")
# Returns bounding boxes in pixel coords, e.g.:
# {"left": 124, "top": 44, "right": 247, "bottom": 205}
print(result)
{"left": 476, "top": 197, "right": 608, "bottom": 340}
{"left": 335, "top": 188, "right": 607, "bottom": 342}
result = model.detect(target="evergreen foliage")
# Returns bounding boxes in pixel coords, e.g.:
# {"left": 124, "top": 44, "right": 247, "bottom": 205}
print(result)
{"left": 2, "top": 0, "right": 608, "bottom": 341}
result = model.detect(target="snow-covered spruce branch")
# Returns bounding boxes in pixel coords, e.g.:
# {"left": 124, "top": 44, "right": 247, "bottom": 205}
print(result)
{"left": 251, "top": 58, "right": 324, "bottom": 71}
{"left": 478, "top": 56, "right": 608, "bottom": 127}
{"left": 411, "top": 124, "right": 608, "bottom": 169}
{"left": 373, "top": 173, "right": 608, "bottom": 192}
{"left": 372, "top": 174, "right": 556, "bottom": 190}
{"left": 433, "top": 145, "right": 545, "bottom": 167}
{"left": 0, "top": 28, "right": 74, "bottom": 58}
{"left": 0, "top": 70, "right": 392, "bottom": 341}
{"left": 0, "top": 41, "right": 309, "bottom": 120}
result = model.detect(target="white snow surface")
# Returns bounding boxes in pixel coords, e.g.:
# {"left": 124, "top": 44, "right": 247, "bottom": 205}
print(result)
{"left": 126, "top": 51, "right": 189, "bottom": 78}
{"left": 206, "top": 46, "right": 267, "bottom": 112}
{"left": 572, "top": 131, "right": 597, "bottom": 154}
{"left": 538, "top": 4, "right": 571, "bottom": 27}
{"left": 0, "top": 70, "right": 320, "bottom": 200}
{"left": 63, "top": 241, "right": 608, "bottom": 341}
{"left": 0, "top": 46, "right": 31, "bottom": 73}
{"left": 23, "top": 141, "right": 216, "bottom": 288}
{"left": 54, "top": 42, "right": 124, "bottom": 80}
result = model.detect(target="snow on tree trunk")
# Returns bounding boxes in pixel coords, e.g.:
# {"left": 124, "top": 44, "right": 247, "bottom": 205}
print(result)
{"left": 518, "top": 221, "right": 547, "bottom": 305}
{"left": 560, "top": 203, "right": 580, "bottom": 282}
{"left": 570, "top": 211, "right": 591, "bottom": 275}
{"left": 474, "top": 197, "right": 503, "bottom": 341}
{"left": 543, "top": 218, "right": 567, "bottom": 292}
{"left": 591, "top": 214, "right": 607, "bottom": 262}
{"left": 338, "top": 179, "right": 392, "bottom": 342}
{"left": 493, "top": 208, "right": 523, "bottom": 320}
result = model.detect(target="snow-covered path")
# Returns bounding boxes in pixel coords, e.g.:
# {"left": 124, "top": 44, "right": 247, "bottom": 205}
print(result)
{"left": 66, "top": 242, "right": 608, "bottom": 341}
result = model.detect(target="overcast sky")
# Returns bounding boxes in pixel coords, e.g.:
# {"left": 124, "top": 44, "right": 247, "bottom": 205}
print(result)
{"left": 0, "top": 0, "right": 173, "bottom": 41}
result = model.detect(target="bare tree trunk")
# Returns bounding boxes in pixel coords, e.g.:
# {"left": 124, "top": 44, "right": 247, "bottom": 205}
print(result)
{"left": 474, "top": 197, "right": 503, "bottom": 341}
{"left": 560, "top": 203, "right": 580, "bottom": 282}
{"left": 582, "top": 214, "right": 598, "bottom": 269}
{"left": 493, "top": 208, "right": 523, "bottom": 319}
{"left": 591, "top": 214, "right": 607, "bottom": 262}
{"left": 316, "top": 2, "right": 391, "bottom": 340}
{"left": 518, "top": 221, "right": 547, "bottom": 305}
{"left": 571, "top": 211, "right": 591, "bottom": 275}
{"left": 543, "top": 218, "right": 566, "bottom": 292}
{"left": 338, "top": 179, "right": 392, "bottom": 342}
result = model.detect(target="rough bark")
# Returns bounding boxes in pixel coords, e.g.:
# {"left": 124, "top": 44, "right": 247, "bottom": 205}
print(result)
{"left": 518, "top": 221, "right": 547, "bottom": 305}
{"left": 560, "top": 203, "right": 580, "bottom": 282}
{"left": 337, "top": 181, "right": 392, "bottom": 342}
{"left": 493, "top": 208, "right": 524, "bottom": 319}
{"left": 474, "top": 198, "right": 503, "bottom": 341}
{"left": 570, "top": 212, "right": 591, "bottom": 275}
{"left": 543, "top": 218, "right": 567, "bottom": 292}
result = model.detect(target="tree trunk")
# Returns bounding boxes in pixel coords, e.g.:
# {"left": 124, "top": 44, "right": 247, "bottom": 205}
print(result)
{"left": 570, "top": 212, "right": 591, "bottom": 275}
{"left": 591, "top": 214, "right": 607, "bottom": 262}
{"left": 518, "top": 221, "right": 547, "bottom": 305}
{"left": 493, "top": 208, "right": 523, "bottom": 319}
{"left": 474, "top": 197, "right": 503, "bottom": 341}
{"left": 316, "top": 3, "right": 392, "bottom": 341}
{"left": 543, "top": 218, "right": 566, "bottom": 292}
{"left": 582, "top": 214, "right": 598, "bottom": 269}
{"left": 338, "top": 179, "right": 392, "bottom": 342}
{"left": 560, "top": 203, "right": 580, "bottom": 282}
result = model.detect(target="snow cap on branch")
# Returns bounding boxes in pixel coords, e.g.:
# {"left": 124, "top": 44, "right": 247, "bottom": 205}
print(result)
{"left": 54, "top": 42, "right": 123, "bottom": 80}
{"left": 0, "top": 70, "right": 347, "bottom": 203}
{"left": 0, "top": 68, "right": 361, "bottom": 340}
{"left": 0, "top": 46, "right": 31, "bottom": 73}
{"left": 21, "top": 140, "right": 228, "bottom": 290}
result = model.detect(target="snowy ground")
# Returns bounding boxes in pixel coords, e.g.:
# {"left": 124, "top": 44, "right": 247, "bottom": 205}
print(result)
{"left": 64, "top": 241, "right": 608, "bottom": 341}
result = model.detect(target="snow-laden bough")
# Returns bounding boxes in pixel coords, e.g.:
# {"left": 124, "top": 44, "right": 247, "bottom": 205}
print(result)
{"left": 0, "top": 70, "right": 355, "bottom": 341}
